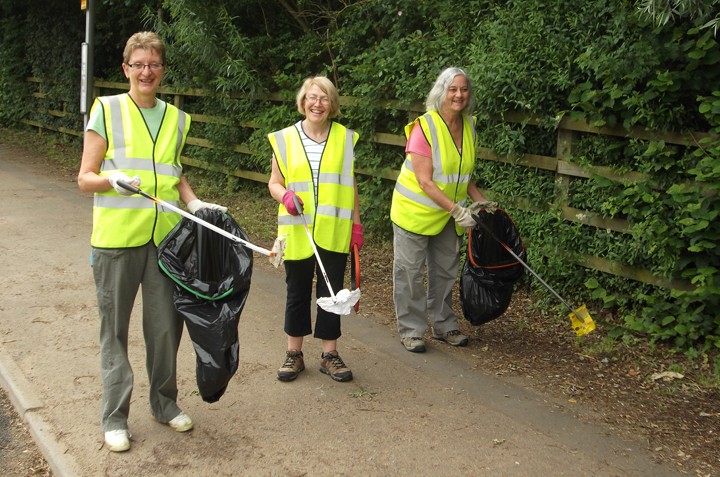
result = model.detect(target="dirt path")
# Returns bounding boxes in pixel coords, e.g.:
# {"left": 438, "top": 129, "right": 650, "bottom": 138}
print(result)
{"left": 0, "top": 142, "right": 684, "bottom": 476}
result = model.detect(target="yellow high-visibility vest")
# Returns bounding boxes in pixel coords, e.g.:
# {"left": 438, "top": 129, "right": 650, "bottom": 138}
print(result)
{"left": 391, "top": 111, "right": 476, "bottom": 236}
{"left": 91, "top": 94, "right": 189, "bottom": 248}
{"left": 268, "top": 122, "right": 358, "bottom": 260}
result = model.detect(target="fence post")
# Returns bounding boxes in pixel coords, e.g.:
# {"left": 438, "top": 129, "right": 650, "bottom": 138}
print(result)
{"left": 556, "top": 128, "right": 575, "bottom": 213}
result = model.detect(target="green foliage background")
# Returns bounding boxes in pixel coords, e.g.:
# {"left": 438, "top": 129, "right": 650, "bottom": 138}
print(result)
{"left": 0, "top": 0, "right": 718, "bottom": 357}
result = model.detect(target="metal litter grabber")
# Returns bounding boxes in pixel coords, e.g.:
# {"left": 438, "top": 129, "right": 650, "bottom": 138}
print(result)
{"left": 292, "top": 196, "right": 360, "bottom": 315}
{"left": 117, "top": 180, "right": 285, "bottom": 267}
{"left": 472, "top": 213, "right": 595, "bottom": 336}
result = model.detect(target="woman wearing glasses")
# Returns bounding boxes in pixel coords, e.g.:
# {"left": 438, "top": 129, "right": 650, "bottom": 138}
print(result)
{"left": 78, "top": 31, "right": 225, "bottom": 452}
{"left": 267, "top": 76, "right": 363, "bottom": 383}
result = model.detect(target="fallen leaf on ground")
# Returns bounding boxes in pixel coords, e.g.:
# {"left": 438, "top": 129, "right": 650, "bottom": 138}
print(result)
{"left": 650, "top": 371, "right": 684, "bottom": 381}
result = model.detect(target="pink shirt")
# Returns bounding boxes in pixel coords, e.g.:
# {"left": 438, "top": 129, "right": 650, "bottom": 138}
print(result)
{"left": 405, "top": 124, "right": 432, "bottom": 157}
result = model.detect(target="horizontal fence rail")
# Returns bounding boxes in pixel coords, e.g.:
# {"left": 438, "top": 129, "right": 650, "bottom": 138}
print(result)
{"left": 19, "top": 77, "right": 712, "bottom": 292}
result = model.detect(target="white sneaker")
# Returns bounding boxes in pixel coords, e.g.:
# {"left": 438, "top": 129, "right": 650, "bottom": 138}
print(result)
{"left": 168, "top": 411, "right": 193, "bottom": 432}
{"left": 104, "top": 429, "right": 131, "bottom": 452}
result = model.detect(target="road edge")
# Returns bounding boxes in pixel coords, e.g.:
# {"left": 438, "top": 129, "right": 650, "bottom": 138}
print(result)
{"left": 0, "top": 349, "right": 81, "bottom": 477}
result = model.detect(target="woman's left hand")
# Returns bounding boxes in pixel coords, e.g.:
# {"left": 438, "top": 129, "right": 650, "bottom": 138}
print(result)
{"left": 350, "top": 223, "right": 364, "bottom": 251}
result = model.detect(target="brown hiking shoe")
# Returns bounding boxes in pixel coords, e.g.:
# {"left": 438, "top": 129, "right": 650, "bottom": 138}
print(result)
{"left": 401, "top": 337, "right": 426, "bottom": 353}
{"left": 432, "top": 329, "right": 469, "bottom": 347}
{"left": 277, "top": 350, "right": 305, "bottom": 381}
{"left": 319, "top": 351, "right": 353, "bottom": 382}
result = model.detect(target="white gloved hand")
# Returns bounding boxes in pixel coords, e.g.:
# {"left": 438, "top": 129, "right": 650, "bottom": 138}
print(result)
{"left": 108, "top": 172, "right": 141, "bottom": 196}
{"left": 187, "top": 199, "right": 228, "bottom": 214}
{"left": 449, "top": 203, "right": 478, "bottom": 228}
{"left": 467, "top": 200, "right": 498, "bottom": 214}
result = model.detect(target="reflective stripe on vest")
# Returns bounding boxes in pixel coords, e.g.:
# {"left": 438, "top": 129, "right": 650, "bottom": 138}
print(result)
{"left": 390, "top": 111, "right": 476, "bottom": 236}
{"left": 268, "top": 122, "right": 358, "bottom": 260}
{"left": 91, "top": 94, "right": 189, "bottom": 248}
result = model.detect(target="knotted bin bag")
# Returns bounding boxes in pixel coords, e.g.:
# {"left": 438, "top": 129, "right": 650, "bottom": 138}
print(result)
{"left": 158, "top": 208, "right": 253, "bottom": 403}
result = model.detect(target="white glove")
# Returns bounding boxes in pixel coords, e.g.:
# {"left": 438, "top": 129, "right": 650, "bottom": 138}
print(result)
{"left": 468, "top": 200, "right": 498, "bottom": 214}
{"left": 108, "top": 172, "right": 141, "bottom": 196}
{"left": 449, "top": 203, "right": 478, "bottom": 228}
{"left": 187, "top": 199, "right": 228, "bottom": 214}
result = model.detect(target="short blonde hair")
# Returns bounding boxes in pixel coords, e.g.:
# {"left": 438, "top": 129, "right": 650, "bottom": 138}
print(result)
{"left": 295, "top": 76, "right": 340, "bottom": 118}
{"left": 123, "top": 31, "right": 166, "bottom": 65}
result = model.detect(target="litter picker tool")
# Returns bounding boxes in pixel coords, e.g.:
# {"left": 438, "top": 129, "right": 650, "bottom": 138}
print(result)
{"left": 117, "top": 180, "right": 285, "bottom": 267}
{"left": 292, "top": 196, "right": 360, "bottom": 315}
{"left": 350, "top": 243, "right": 360, "bottom": 314}
{"left": 472, "top": 212, "right": 596, "bottom": 336}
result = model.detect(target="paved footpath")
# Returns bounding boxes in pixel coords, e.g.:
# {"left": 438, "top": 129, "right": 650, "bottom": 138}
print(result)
{"left": 0, "top": 144, "right": 681, "bottom": 477}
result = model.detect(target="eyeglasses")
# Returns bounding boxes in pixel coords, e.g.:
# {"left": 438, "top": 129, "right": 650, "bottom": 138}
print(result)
{"left": 127, "top": 63, "right": 164, "bottom": 71}
{"left": 305, "top": 95, "right": 330, "bottom": 105}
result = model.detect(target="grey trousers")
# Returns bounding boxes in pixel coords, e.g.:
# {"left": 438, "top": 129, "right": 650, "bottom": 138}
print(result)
{"left": 393, "top": 221, "right": 461, "bottom": 339}
{"left": 92, "top": 243, "right": 183, "bottom": 432}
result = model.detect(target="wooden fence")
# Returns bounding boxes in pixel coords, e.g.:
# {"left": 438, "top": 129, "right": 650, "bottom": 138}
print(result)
{"left": 20, "top": 77, "right": 709, "bottom": 292}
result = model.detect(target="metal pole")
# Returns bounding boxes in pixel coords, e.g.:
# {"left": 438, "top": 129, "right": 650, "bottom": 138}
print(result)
{"left": 82, "top": 0, "right": 95, "bottom": 129}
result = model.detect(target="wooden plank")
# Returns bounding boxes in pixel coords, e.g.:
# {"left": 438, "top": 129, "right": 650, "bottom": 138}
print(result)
{"left": 560, "top": 206, "right": 630, "bottom": 233}
{"left": 499, "top": 110, "right": 716, "bottom": 146}
{"left": 356, "top": 167, "right": 399, "bottom": 181}
{"left": 477, "top": 147, "right": 557, "bottom": 171}
{"left": 93, "top": 80, "right": 128, "bottom": 91}
{"left": 233, "top": 144, "right": 253, "bottom": 154}
{"left": 19, "top": 120, "right": 82, "bottom": 137}
{"left": 181, "top": 156, "right": 269, "bottom": 183}
{"left": 340, "top": 96, "right": 424, "bottom": 112}
{"left": 556, "top": 160, "right": 647, "bottom": 183}
{"left": 185, "top": 136, "right": 252, "bottom": 155}
{"left": 188, "top": 114, "right": 228, "bottom": 125}
{"left": 185, "top": 136, "right": 212, "bottom": 148}
{"left": 188, "top": 114, "right": 258, "bottom": 129}
{"left": 373, "top": 132, "right": 405, "bottom": 147}
{"left": 573, "top": 255, "right": 695, "bottom": 291}
{"left": 558, "top": 118, "right": 713, "bottom": 146}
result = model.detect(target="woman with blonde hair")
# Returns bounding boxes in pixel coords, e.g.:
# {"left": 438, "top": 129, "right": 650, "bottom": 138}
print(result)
{"left": 267, "top": 76, "right": 363, "bottom": 382}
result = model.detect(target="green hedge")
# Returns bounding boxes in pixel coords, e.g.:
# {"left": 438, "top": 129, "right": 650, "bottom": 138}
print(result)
{"left": 1, "top": 0, "right": 718, "bottom": 355}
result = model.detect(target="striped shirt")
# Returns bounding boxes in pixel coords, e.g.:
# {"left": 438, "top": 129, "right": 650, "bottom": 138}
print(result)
{"left": 295, "top": 120, "right": 326, "bottom": 199}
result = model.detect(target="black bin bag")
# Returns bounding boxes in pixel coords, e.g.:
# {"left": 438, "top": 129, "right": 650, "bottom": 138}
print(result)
{"left": 158, "top": 208, "right": 253, "bottom": 403}
{"left": 460, "top": 209, "right": 525, "bottom": 326}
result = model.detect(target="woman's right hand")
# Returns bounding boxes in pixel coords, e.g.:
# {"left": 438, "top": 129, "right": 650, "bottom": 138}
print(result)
{"left": 282, "top": 190, "right": 303, "bottom": 216}
{"left": 450, "top": 203, "right": 478, "bottom": 228}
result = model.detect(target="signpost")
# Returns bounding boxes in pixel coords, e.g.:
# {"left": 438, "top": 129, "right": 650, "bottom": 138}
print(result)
{"left": 81, "top": 0, "right": 94, "bottom": 128}
{"left": 80, "top": 42, "right": 88, "bottom": 115}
